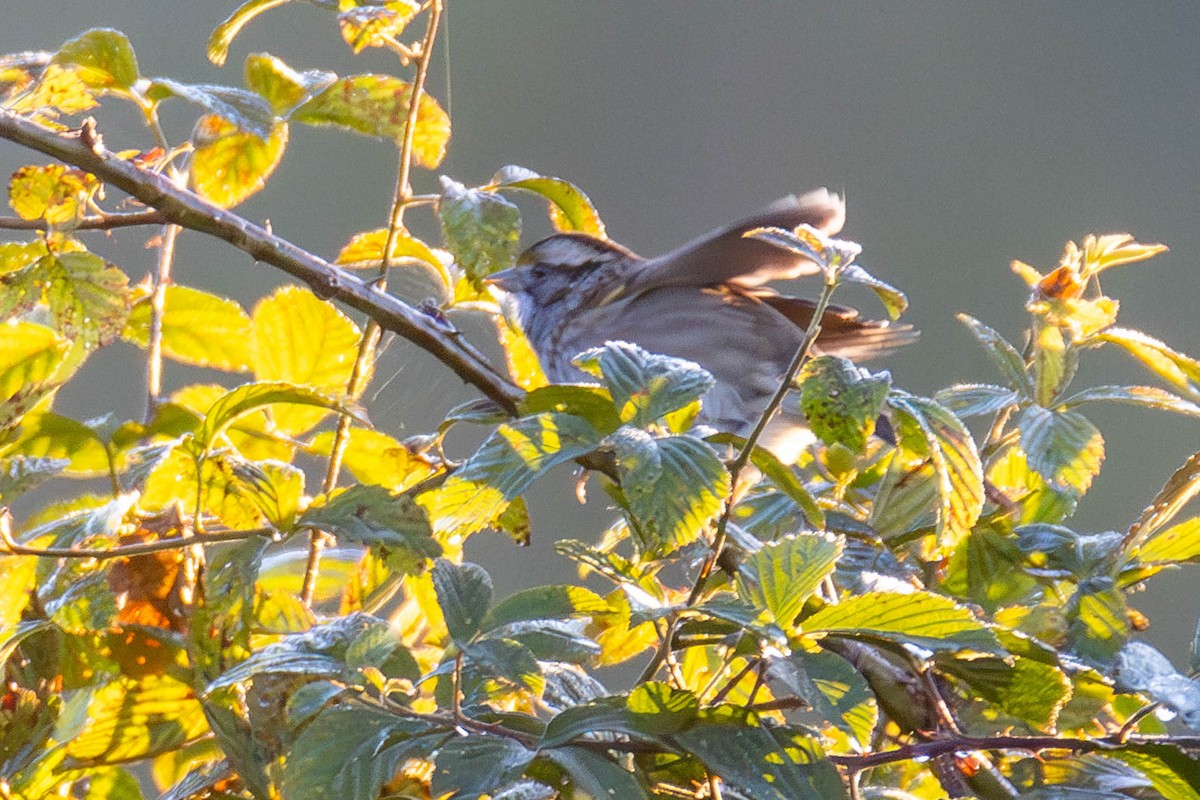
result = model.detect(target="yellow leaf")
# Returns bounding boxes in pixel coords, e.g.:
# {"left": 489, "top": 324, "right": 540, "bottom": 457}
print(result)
{"left": 8, "top": 164, "right": 98, "bottom": 224}
{"left": 191, "top": 115, "right": 288, "bottom": 209}
{"left": 496, "top": 316, "right": 547, "bottom": 390}
{"left": 251, "top": 286, "right": 362, "bottom": 436}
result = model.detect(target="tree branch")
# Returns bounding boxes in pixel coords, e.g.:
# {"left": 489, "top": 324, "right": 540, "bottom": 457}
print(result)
{"left": 0, "top": 110, "right": 523, "bottom": 415}
{"left": 0, "top": 209, "right": 168, "bottom": 230}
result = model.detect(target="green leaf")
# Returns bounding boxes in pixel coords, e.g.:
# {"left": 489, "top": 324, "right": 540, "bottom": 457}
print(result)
{"left": 607, "top": 428, "right": 730, "bottom": 555}
{"left": 709, "top": 431, "right": 825, "bottom": 528}
{"left": 438, "top": 178, "right": 521, "bottom": 284}
{"left": 191, "top": 115, "right": 288, "bottom": 209}
{"left": 421, "top": 412, "right": 600, "bottom": 537}
{"left": 1018, "top": 405, "right": 1105, "bottom": 494}
{"left": 842, "top": 263, "right": 908, "bottom": 319}
{"left": 481, "top": 585, "right": 608, "bottom": 632}
{"left": 208, "top": 613, "right": 394, "bottom": 690}
{"left": 431, "top": 736, "right": 535, "bottom": 799}
{"left": 799, "top": 356, "right": 890, "bottom": 452}
{"left": 937, "top": 652, "right": 1071, "bottom": 730}
{"left": 463, "top": 638, "right": 544, "bottom": 694}
{"left": 431, "top": 559, "right": 493, "bottom": 644}
{"left": 283, "top": 706, "right": 433, "bottom": 800}
{"left": 767, "top": 649, "right": 876, "bottom": 743}
{"left": 1105, "top": 745, "right": 1200, "bottom": 800}
{"left": 6, "top": 412, "right": 111, "bottom": 476}
{"left": 957, "top": 313, "right": 1033, "bottom": 395}
{"left": 124, "top": 285, "right": 253, "bottom": 372}
{"left": 626, "top": 682, "right": 699, "bottom": 735}
{"left": 491, "top": 165, "right": 606, "bottom": 237}
{"left": 494, "top": 619, "right": 600, "bottom": 663}
{"left": 8, "top": 252, "right": 131, "bottom": 346}
{"left": 1097, "top": 327, "right": 1200, "bottom": 401}
{"left": 803, "top": 591, "right": 1001, "bottom": 654}
{"left": 244, "top": 52, "right": 335, "bottom": 115}
{"left": 1068, "top": 578, "right": 1129, "bottom": 665}
{"left": 1033, "top": 323, "right": 1074, "bottom": 405}
{"left": 537, "top": 746, "right": 651, "bottom": 799}
{"left": 1115, "top": 642, "right": 1200, "bottom": 732}
{"left": 251, "top": 285, "right": 362, "bottom": 435}
{"left": 0, "top": 455, "right": 68, "bottom": 500}
{"left": 230, "top": 458, "right": 304, "bottom": 530}
{"left": 292, "top": 74, "right": 451, "bottom": 167}
{"left": 209, "top": 0, "right": 294, "bottom": 66}
{"left": 887, "top": 391, "right": 984, "bottom": 548}
{"left": 1062, "top": 385, "right": 1200, "bottom": 418}
{"left": 308, "top": 428, "right": 436, "bottom": 492}
{"left": 1138, "top": 517, "right": 1200, "bottom": 564}
{"left": 941, "top": 524, "right": 1038, "bottom": 610}
{"left": 540, "top": 697, "right": 641, "bottom": 748}
{"left": 574, "top": 341, "right": 716, "bottom": 428}
{"left": 935, "top": 383, "right": 1021, "bottom": 418}
{"left": 199, "top": 381, "right": 362, "bottom": 451}
{"left": 338, "top": 2, "right": 422, "bottom": 54}
{"left": 1127, "top": 451, "right": 1200, "bottom": 548}
{"left": 148, "top": 78, "right": 277, "bottom": 139}
{"left": 736, "top": 533, "right": 843, "bottom": 628}
{"left": 519, "top": 384, "right": 621, "bottom": 435}
{"left": 54, "top": 28, "right": 140, "bottom": 91}
{"left": 671, "top": 709, "right": 846, "bottom": 800}
{"left": 1015, "top": 524, "right": 1123, "bottom": 578}
{"left": 67, "top": 675, "right": 209, "bottom": 765}
{"left": 299, "top": 484, "right": 440, "bottom": 574}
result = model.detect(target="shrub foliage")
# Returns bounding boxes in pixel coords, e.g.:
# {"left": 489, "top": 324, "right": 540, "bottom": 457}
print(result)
{"left": 2, "top": 4, "right": 1200, "bottom": 798}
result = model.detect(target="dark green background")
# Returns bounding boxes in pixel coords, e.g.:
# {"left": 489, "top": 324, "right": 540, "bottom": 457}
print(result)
{"left": 4, "top": 3, "right": 1199, "bottom": 658}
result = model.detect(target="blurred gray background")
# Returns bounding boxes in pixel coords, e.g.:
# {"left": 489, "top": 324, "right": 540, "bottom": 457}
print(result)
{"left": 3, "top": 3, "right": 1199, "bottom": 658}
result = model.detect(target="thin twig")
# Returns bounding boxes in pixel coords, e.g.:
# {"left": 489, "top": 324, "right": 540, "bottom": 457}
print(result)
{"left": 144, "top": 222, "right": 179, "bottom": 422}
{"left": 638, "top": 273, "right": 841, "bottom": 684}
{"left": 0, "top": 525, "right": 273, "bottom": 560}
{"left": 0, "top": 110, "right": 523, "bottom": 413}
{"left": 301, "top": 0, "right": 444, "bottom": 607}
{"left": 0, "top": 209, "right": 167, "bottom": 230}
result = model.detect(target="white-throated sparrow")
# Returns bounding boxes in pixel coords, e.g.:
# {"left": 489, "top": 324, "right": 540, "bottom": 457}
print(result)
{"left": 487, "top": 189, "right": 916, "bottom": 461}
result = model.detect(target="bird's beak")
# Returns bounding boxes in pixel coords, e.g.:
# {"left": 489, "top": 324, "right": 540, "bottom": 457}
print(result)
{"left": 485, "top": 267, "right": 520, "bottom": 292}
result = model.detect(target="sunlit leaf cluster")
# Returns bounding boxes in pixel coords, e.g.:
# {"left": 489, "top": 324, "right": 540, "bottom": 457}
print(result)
{"left": 2, "top": 5, "right": 1200, "bottom": 800}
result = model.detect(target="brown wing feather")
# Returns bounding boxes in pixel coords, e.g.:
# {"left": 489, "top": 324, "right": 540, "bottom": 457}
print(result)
{"left": 756, "top": 294, "right": 919, "bottom": 362}
{"left": 631, "top": 188, "right": 846, "bottom": 292}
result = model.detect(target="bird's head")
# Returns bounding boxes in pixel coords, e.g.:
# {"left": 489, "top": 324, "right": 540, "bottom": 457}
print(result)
{"left": 486, "top": 232, "right": 638, "bottom": 317}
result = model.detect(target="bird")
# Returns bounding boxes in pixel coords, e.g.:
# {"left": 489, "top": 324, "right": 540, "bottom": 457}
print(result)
{"left": 486, "top": 189, "right": 916, "bottom": 463}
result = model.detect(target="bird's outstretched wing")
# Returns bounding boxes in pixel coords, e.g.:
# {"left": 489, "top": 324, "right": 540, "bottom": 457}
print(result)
{"left": 631, "top": 188, "right": 845, "bottom": 291}
{"left": 758, "top": 294, "right": 920, "bottom": 362}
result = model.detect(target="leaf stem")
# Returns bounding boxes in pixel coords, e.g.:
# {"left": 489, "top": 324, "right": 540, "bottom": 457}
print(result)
{"left": 297, "top": 0, "right": 445, "bottom": 607}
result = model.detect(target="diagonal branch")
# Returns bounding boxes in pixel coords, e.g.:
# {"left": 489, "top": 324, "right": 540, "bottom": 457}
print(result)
{"left": 0, "top": 109, "right": 523, "bottom": 415}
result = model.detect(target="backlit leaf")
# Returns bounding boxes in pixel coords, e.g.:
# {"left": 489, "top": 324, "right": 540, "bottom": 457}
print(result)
{"left": 299, "top": 484, "right": 440, "bottom": 575}
{"left": 421, "top": 412, "right": 600, "bottom": 537}
{"left": 191, "top": 114, "right": 288, "bottom": 208}
{"left": 887, "top": 391, "right": 984, "bottom": 548}
{"left": 209, "top": 0, "right": 296, "bottom": 66}
{"left": 251, "top": 285, "right": 362, "bottom": 435}
{"left": 292, "top": 74, "right": 451, "bottom": 167}
{"left": 124, "top": 285, "right": 253, "bottom": 372}
{"left": 1018, "top": 405, "right": 1105, "bottom": 494}
{"left": 438, "top": 178, "right": 521, "bottom": 284}
{"left": 67, "top": 675, "right": 208, "bottom": 764}
{"left": 957, "top": 313, "right": 1033, "bottom": 395}
{"left": 799, "top": 356, "right": 890, "bottom": 453}
{"left": 574, "top": 341, "right": 715, "bottom": 428}
{"left": 338, "top": 2, "right": 421, "bottom": 54}
{"left": 607, "top": 428, "right": 729, "bottom": 555}
{"left": 842, "top": 263, "right": 908, "bottom": 320}
{"left": 54, "top": 28, "right": 139, "bottom": 91}
{"left": 736, "top": 533, "right": 843, "bottom": 628}
{"left": 491, "top": 165, "right": 606, "bottom": 237}
{"left": 803, "top": 591, "right": 1000, "bottom": 654}
{"left": 934, "top": 383, "right": 1020, "bottom": 418}
{"left": 199, "top": 381, "right": 362, "bottom": 451}
{"left": 9, "top": 163, "right": 98, "bottom": 224}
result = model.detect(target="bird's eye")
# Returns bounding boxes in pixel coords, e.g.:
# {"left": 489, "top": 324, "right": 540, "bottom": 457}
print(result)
{"left": 530, "top": 265, "right": 547, "bottom": 280}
